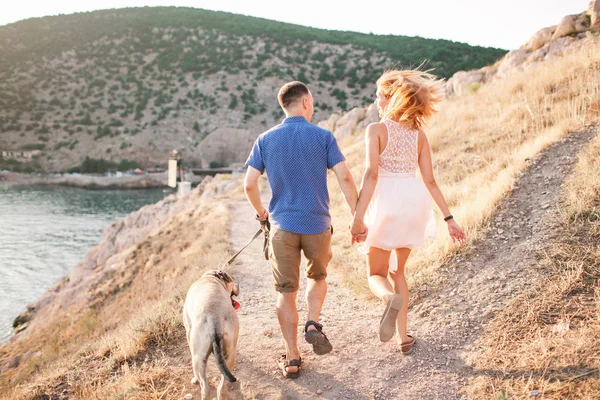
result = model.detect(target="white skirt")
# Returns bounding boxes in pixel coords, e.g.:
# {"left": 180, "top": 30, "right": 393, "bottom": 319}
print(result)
{"left": 359, "top": 170, "right": 436, "bottom": 272}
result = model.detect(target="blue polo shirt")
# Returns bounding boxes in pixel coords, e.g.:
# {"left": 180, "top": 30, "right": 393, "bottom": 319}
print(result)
{"left": 246, "top": 116, "right": 346, "bottom": 234}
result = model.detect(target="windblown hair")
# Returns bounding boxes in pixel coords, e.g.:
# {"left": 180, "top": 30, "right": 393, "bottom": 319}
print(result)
{"left": 278, "top": 81, "right": 309, "bottom": 109}
{"left": 376, "top": 69, "right": 444, "bottom": 130}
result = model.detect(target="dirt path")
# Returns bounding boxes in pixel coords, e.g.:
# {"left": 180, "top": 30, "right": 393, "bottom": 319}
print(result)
{"left": 218, "top": 130, "right": 595, "bottom": 399}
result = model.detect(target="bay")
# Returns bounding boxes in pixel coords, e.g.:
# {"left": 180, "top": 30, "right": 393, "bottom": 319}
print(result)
{"left": 0, "top": 185, "right": 167, "bottom": 343}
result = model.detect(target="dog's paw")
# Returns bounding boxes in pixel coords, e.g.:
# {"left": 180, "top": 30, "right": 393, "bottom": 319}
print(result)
{"left": 191, "top": 376, "right": 198, "bottom": 385}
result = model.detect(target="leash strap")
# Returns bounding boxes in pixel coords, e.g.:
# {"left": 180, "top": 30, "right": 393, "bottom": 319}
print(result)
{"left": 222, "top": 228, "right": 265, "bottom": 268}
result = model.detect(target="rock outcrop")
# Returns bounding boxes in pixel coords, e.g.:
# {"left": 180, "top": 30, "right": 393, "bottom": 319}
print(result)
{"left": 197, "top": 127, "right": 256, "bottom": 167}
{"left": 316, "top": 104, "right": 379, "bottom": 140}
{"left": 445, "top": 67, "right": 496, "bottom": 96}
{"left": 332, "top": 107, "right": 366, "bottom": 140}
{"left": 524, "top": 26, "right": 556, "bottom": 51}
{"left": 552, "top": 14, "right": 587, "bottom": 40}
{"left": 445, "top": 1, "right": 599, "bottom": 96}
{"left": 317, "top": 113, "right": 342, "bottom": 132}
{"left": 591, "top": 0, "right": 600, "bottom": 30}
{"left": 356, "top": 104, "right": 380, "bottom": 132}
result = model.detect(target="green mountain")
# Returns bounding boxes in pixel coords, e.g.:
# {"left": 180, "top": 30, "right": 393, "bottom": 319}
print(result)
{"left": 0, "top": 7, "right": 506, "bottom": 172}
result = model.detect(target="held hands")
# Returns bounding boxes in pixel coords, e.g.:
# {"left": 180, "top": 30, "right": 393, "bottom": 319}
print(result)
{"left": 349, "top": 217, "right": 368, "bottom": 245}
{"left": 446, "top": 219, "right": 467, "bottom": 247}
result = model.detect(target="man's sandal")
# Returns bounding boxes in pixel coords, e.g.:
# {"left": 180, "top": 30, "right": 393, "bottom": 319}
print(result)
{"left": 379, "top": 294, "right": 403, "bottom": 342}
{"left": 304, "top": 320, "right": 333, "bottom": 355}
{"left": 278, "top": 354, "right": 301, "bottom": 379}
{"left": 399, "top": 335, "right": 416, "bottom": 355}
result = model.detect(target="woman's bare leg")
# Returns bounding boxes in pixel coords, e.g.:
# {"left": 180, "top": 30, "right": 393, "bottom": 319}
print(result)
{"left": 367, "top": 247, "right": 394, "bottom": 300}
{"left": 389, "top": 248, "right": 412, "bottom": 344}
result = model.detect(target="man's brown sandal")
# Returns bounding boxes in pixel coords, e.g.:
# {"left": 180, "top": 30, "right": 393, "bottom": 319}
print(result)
{"left": 278, "top": 354, "right": 302, "bottom": 379}
{"left": 399, "top": 335, "right": 416, "bottom": 355}
{"left": 304, "top": 320, "right": 333, "bottom": 355}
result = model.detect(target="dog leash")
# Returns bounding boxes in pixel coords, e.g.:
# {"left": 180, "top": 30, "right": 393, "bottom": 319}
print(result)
{"left": 222, "top": 220, "right": 270, "bottom": 269}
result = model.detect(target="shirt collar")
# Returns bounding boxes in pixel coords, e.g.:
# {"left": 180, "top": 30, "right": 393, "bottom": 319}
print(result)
{"left": 283, "top": 116, "right": 307, "bottom": 124}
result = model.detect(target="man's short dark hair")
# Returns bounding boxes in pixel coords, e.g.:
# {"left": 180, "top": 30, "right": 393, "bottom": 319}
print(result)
{"left": 278, "top": 81, "right": 310, "bottom": 109}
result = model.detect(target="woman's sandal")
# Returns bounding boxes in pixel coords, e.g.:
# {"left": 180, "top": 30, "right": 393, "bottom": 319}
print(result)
{"left": 399, "top": 335, "right": 416, "bottom": 355}
{"left": 304, "top": 320, "right": 333, "bottom": 355}
{"left": 278, "top": 354, "right": 302, "bottom": 379}
{"left": 380, "top": 294, "right": 403, "bottom": 342}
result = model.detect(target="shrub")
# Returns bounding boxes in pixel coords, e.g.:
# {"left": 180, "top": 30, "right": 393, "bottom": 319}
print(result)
{"left": 209, "top": 161, "right": 227, "bottom": 168}
{"left": 90, "top": 79, "right": 107, "bottom": 89}
{"left": 36, "top": 125, "right": 50, "bottom": 134}
{"left": 228, "top": 94, "right": 238, "bottom": 109}
{"left": 68, "top": 157, "right": 140, "bottom": 174}
{"left": 94, "top": 125, "right": 111, "bottom": 140}
{"left": 468, "top": 82, "right": 481, "bottom": 93}
{"left": 21, "top": 143, "right": 46, "bottom": 150}
{"left": 54, "top": 141, "right": 71, "bottom": 150}
{"left": 76, "top": 113, "right": 93, "bottom": 125}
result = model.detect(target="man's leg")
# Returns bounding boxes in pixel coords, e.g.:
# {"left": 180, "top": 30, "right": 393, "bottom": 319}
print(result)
{"left": 306, "top": 278, "right": 327, "bottom": 327}
{"left": 276, "top": 291, "right": 300, "bottom": 373}
{"left": 301, "top": 227, "right": 333, "bottom": 354}
{"left": 269, "top": 227, "right": 302, "bottom": 374}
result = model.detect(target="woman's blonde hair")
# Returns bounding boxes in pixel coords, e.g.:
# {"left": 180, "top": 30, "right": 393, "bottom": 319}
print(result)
{"left": 376, "top": 69, "right": 444, "bottom": 130}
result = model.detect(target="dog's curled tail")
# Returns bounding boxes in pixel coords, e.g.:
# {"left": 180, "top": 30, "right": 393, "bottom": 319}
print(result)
{"left": 212, "top": 331, "right": 237, "bottom": 382}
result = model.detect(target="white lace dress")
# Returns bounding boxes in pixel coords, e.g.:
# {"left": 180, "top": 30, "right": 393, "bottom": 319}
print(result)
{"left": 359, "top": 119, "right": 437, "bottom": 272}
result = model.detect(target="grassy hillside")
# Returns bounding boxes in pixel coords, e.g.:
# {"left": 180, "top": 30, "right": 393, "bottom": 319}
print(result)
{"left": 465, "top": 128, "right": 600, "bottom": 399}
{"left": 329, "top": 36, "right": 600, "bottom": 293}
{"left": 0, "top": 7, "right": 506, "bottom": 173}
{"left": 327, "top": 36, "right": 600, "bottom": 399}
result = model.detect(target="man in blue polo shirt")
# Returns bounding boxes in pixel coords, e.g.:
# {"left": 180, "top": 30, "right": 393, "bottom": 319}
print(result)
{"left": 244, "top": 81, "right": 359, "bottom": 379}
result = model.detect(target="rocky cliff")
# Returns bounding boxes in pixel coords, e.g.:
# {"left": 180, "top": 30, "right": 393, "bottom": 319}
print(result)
{"left": 446, "top": 1, "right": 600, "bottom": 96}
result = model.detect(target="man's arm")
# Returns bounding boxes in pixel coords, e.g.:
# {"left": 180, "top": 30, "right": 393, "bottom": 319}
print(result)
{"left": 331, "top": 161, "right": 358, "bottom": 215}
{"left": 244, "top": 166, "right": 268, "bottom": 219}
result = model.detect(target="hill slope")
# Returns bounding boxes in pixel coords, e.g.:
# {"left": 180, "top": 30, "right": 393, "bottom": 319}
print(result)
{"left": 0, "top": 7, "right": 505, "bottom": 172}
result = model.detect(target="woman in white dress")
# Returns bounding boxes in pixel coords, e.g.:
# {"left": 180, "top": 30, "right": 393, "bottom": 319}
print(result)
{"left": 350, "top": 69, "right": 466, "bottom": 354}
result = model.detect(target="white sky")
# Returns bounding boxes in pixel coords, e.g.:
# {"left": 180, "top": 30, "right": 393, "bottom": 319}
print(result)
{"left": 0, "top": 0, "right": 592, "bottom": 49}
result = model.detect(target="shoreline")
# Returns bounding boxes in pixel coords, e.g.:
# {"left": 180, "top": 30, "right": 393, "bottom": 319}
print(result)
{"left": 0, "top": 171, "right": 175, "bottom": 190}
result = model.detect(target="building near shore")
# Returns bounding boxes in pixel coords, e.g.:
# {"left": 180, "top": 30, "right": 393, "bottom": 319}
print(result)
{"left": 1, "top": 150, "right": 42, "bottom": 159}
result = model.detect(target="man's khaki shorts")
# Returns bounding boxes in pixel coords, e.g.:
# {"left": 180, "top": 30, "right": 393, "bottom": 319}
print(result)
{"left": 268, "top": 225, "right": 333, "bottom": 293}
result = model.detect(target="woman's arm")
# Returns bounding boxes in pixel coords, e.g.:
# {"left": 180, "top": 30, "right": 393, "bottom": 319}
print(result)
{"left": 418, "top": 130, "right": 466, "bottom": 246}
{"left": 351, "top": 123, "right": 384, "bottom": 238}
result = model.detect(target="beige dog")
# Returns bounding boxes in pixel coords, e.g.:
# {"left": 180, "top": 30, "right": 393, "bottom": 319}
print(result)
{"left": 183, "top": 270, "right": 240, "bottom": 400}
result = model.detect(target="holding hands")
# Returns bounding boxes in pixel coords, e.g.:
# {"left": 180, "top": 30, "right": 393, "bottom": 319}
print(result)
{"left": 349, "top": 217, "right": 368, "bottom": 245}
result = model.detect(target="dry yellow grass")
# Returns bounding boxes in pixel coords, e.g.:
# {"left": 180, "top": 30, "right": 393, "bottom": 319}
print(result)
{"left": 0, "top": 193, "right": 233, "bottom": 400}
{"left": 463, "top": 128, "right": 600, "bottom": 399}
{"left": 328, "top": 36, "right": 600, "bottom": 296}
